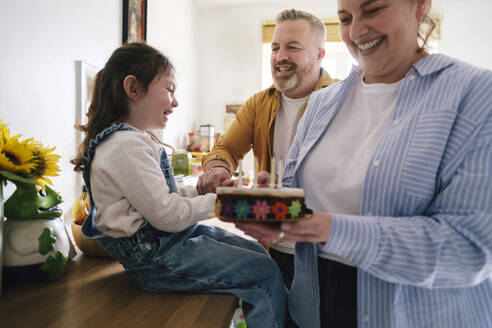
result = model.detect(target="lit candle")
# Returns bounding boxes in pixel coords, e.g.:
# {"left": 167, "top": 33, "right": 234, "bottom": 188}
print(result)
{"left": 277, "top": 157, "right": 283, "bottom": 189}
{"left": 270, "top": 156, "right": 275, "bottom": 188}
{"left": 238, "top": 159, "right": 243, "bottom": 187}
{"left": 254, "top": 157, "right": 258, "bottom": 187}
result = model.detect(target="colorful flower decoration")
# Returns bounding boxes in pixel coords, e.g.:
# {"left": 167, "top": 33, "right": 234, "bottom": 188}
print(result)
{"left": 235, "top": 200, "right": 251, "bottom": 218}
{"left": 272, "top": 202, "right": 288, "bottom": 220}
{"left": 222, "top": 200, "right": 235, "bottom": 217}
{"left": 288, "top": 200, "right": 302, "bottom": 218}
{"left": 252, "top": 200, "right": 271, "bottom": 220}
{"left": 215, "top": 199, "right": 222, "bottom": 216}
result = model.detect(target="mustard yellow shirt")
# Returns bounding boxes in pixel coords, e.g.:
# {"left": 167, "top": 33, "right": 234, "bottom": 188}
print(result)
{"left": 203, "top": 69, "right": 337, "bottom": 172}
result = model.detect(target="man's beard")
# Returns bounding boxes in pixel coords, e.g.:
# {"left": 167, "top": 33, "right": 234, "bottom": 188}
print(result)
{"left": 272, "top": 60, "right": 316, "bottom": 94}
{"left": 273, "top": 72, "right": 300, "bottom": 93}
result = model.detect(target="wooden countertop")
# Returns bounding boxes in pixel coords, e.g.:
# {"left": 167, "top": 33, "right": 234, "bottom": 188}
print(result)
{"left": 0, "top": 254, "right": 238, "bottom": 328}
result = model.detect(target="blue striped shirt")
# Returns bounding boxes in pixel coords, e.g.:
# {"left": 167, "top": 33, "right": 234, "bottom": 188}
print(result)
{"left": 284, "top": 54, "right": 492, "bottom": 327}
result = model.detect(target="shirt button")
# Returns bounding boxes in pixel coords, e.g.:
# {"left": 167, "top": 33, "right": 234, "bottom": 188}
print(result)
{"left": 408, "top": 75, "right": 415, "bottom": 80}
{"left": 373, "top": 160, "right": 380, "bottom": 167}
{"left": 145, "top": 243, "right": 152, "bottom": 250}
{"left": 363, "top": 314, "right": 370, "bottom": 322}
{"left": 394, "top": 119, "right": 400, "bottom": 125}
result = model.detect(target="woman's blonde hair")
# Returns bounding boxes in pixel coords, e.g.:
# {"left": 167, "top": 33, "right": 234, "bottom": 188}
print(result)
{"left": 416, "top": 0, "right": 436, "bottom": 52}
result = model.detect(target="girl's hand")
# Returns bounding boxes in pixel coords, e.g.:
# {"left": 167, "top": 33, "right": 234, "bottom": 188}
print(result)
{"left": 234, "top": 212, "right": 333, "bottom": 244}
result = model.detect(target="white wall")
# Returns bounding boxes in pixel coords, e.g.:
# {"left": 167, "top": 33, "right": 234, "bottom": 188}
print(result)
{"left": 436, "top": 0, "right": 492, "bottom": 71}
{"left": 0, "top": 0, "right": 196, "bottom": 212}
{"left": 147, "top": 0, "right": 197, "bottom": 149}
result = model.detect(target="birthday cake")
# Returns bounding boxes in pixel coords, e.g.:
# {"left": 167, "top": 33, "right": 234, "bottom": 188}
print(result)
{"left": 215, "top": 186, "right": 309, "bottom": 222}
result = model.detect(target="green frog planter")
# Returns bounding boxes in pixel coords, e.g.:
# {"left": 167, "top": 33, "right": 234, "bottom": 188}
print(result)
{"left": 1, "top": 170, "right": 70, "bottom": 285}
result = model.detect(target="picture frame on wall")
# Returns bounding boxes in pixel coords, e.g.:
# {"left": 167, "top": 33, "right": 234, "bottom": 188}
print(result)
{"left": 75, "top": 60, "right": 98, "bottom": 128}
{"left": 75, "top": 60, "right": 99, "bottom": 192}
{"left": 122, "top": 0, "right": 147, "bottom": 43}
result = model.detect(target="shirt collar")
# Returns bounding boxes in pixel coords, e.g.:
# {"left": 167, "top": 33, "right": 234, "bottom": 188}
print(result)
{"left": 411, "top": 53, "right": 455, "bottom": 77}
{"left": 349, "top": 53, "right": 456, "bottom": 81}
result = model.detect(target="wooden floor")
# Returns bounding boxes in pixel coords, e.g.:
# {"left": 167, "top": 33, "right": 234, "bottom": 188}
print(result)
{"left": 0, "top": 255, "right": 238, "bottom": 328}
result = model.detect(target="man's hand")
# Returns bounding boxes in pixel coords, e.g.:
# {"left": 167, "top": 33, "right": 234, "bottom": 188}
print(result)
{"left": 197, "top": 166, "right": 233, "bottom": 194}
{"left": 233, "top": 211, "right": 333, "bottom": 244}
{"left": 257, "top": 171, "right": 271, "bottom": 185}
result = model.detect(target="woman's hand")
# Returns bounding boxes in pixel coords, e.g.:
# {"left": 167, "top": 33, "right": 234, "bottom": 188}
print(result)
{"left": 234, "top": 211, "right": 333, "bottom": 244}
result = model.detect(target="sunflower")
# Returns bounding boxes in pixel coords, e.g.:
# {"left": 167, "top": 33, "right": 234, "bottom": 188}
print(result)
{"left": 0, "top": 134, "right": 36, "bottom": 176}
{"left": 27, "top": 141, "right": 61, "bottom": 187}
{"left": 0, "top": 120, "right": 60, "bottom": 188}
{"left": 0, "top": 119, "right": 10, "bottom": 145}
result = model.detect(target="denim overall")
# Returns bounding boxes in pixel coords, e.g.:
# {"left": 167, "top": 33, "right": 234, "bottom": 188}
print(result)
{"left": 81, "top": 124, "right": 286, "bottom": 328}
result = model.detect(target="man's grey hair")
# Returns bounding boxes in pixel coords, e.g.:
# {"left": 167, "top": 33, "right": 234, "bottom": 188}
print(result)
{"left": 276, "top": 9, "right": 326, "bottom": 40}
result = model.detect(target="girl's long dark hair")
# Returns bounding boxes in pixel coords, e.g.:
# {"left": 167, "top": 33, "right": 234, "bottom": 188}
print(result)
{"left": 71, "top": 42, "right": 174, "bottom": 172}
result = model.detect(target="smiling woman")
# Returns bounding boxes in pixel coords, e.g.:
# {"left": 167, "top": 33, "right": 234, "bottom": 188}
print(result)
{"left": 235, "top": 1, "right": 492, "bottom": 327}
{"left": 337, "top": 0, "right": 436, "bottom": 83}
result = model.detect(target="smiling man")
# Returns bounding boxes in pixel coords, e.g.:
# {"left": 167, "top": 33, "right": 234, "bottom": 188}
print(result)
{"left": 198, "top": 10, "right": 336, "bottom": 326}
{"left": 199, "top": 9, "right": 335, "bottom": 190}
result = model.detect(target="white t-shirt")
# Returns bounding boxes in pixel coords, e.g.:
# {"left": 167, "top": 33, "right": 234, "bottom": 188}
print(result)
{"left": 90, "top": 127, "right": 216, "bottom": 238}
{"left": 273, "top": 93, "right": 308, "bottom": 163}
{"left": 272, "top": 93, "right": 308, "bottom": 254}
{"left": 299, "top": 77, "right": 402, "bottom": 258}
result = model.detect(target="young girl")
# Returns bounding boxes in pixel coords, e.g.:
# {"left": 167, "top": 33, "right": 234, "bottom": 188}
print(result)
{"left": 71, "top": 43, "right": 286, "bottom": 328}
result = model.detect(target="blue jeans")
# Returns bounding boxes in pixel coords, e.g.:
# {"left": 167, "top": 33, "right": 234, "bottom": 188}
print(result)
{"left": 97, "top": 222, "right": 286, "bottom": 328}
